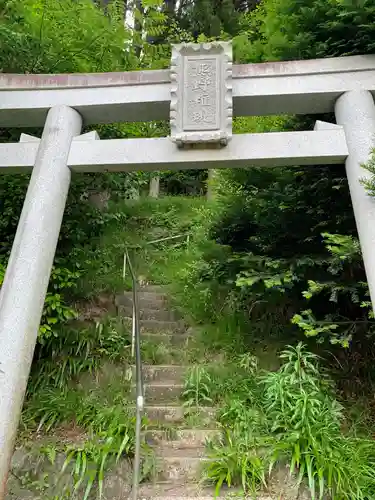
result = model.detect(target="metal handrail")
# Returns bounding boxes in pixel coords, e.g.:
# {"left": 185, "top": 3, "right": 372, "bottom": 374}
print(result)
{"left": 122, "top": 232, "right": 189, "bottom": 499}
{"left": 123, "top": 247, "right": 144, "bottom": 500}
{"left": 145, "top": 233, "right": 190, "bottom": 246}
{"left": 125, "top": 233, "right": 191, "bottom": 253}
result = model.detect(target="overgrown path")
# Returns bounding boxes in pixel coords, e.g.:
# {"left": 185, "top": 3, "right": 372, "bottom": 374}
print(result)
{"left": 7, "top": 197, "right": 375, "bottom": 500}
{"left": 117, "top": 282, "right": 309, "bottom": 500}
{"left": 117, "top": 283, "right": 220, "bottom": 498}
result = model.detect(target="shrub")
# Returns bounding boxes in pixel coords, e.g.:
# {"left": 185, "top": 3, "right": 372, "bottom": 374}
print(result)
{"left": 204, "top": 343, "right": 375, "bottom": 499}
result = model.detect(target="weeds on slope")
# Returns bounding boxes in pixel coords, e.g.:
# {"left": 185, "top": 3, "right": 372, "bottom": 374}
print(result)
{"left": 17, "top": 314, "right": 152, "bottom": 499}
{"left": 193, "top": 343, "right": 375, "bottom": 499}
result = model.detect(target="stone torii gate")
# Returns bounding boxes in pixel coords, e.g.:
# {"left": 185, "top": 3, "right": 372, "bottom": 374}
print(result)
{"left": 1, "top": 41, "right": 375, "bottom": 496}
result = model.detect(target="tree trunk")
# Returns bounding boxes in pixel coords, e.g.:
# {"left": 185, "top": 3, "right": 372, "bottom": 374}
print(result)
{"left": 149, "top": 176, "right": 160, "bottom": 198}
{"left": 134, "top": 0, "right": 143, "bottom": 59}
{"left": 206, "top": 169, "right": 216, "bottom": 200}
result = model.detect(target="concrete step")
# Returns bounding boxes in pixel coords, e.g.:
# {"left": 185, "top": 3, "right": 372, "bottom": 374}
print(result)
{"left": 143, "top": 405, "right": 216, "bottom": 424}
{"left": 135, "top": 482, "right": 223, "bottom": 499}
{"left": 116, "top": 292, "right": 167, "bottom": 309}
{"left": 140, "top": 319, "right": 186, "bottom": 333}
{"left": 133, "top": 365, "right": 187, "bottom": 383}
{"left": 144, "top": 429, "right": 220, "bottom": 449}
{"left": 133, "top": 383, "right": 184, "bottom": 403}
{"left": 142, "top": 333, "right": 192, "bottom": 347}
{"left": 153, "top": 447, "right": 207, "bottom": 459}
{"left": 120, "top": 305, "right": 180, "bottom": 322}
{"left": 143, "top": 285, "right": 167, "bottom": 293}
{"left": 123, "top": 317, "right": 185, "bottom": 333}
{"left": 136, "top": 482, "right": 272, "bottom": 500}
{"left": 153, "top": 449, "right": 209, "bottom": 482}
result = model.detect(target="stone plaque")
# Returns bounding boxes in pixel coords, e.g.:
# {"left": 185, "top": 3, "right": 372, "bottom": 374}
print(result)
{"left": 170, "top": 42, "right": 232, "bottom": 148}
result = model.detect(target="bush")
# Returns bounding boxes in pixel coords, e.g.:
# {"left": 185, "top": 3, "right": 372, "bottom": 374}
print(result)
{"left": 204, "top": 343, "right": 375, "bottom": 499}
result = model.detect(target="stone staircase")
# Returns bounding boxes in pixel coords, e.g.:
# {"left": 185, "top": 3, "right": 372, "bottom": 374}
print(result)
{"left": 116, "top": 285, "right": 302, "bottom": 500}
{"left": 116, "top": 284, "right": 219, "bottom": 499}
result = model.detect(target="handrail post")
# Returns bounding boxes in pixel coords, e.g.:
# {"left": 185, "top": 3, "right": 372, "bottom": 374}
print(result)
{"left": 131, "top": 302, "right": 136, "bottom": 358}
{"left": 123, "top": 252, "right": 127, "bottom": 281}
{"left": 124, "top": 247, "right": 144, "bottom": 500}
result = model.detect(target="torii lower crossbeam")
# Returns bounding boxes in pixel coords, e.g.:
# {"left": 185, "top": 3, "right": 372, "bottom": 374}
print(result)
{"left": 0, "top": 128, "right": 348, "bottom": 173}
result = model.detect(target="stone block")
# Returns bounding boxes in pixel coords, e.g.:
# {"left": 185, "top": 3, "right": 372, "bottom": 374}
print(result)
{"left": 170, "top": 42, "right": 232, "bottom": 147}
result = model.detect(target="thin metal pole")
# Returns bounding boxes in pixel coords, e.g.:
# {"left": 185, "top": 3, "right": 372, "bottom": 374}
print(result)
{"left": 131, "top": 264, "right": 144, "bottom": 500}
{"left": 146, "top": 233, "right": 188, "bottom": 245}
{"left": 123, "top": 252, "right": 127, "bottom": 281}
{"left": 335, "top": 90, "right": 375, "bottom": 312}
{"left": 131, "top": 396, "right": 143, "bottom": 500}
{"left": 121, "top": 248, "right": 142, "bottom": 498}
{"left": 131, "top": 304, "right": 136, "bottom": 358}
{"left": 0, "top": 105, "right": 82, "bottom": 498}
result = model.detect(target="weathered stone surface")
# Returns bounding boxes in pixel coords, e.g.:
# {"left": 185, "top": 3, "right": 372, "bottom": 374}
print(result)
{"left": 142, "top": 332, "right": 193, "bottom": 348}
{"left": 148, "top": 447, "right": 210, "bottom": 483}
{"left": 141, "top": 405, "right": 216, "bottom": 425}
{"left": 143, "top": 429, "right": 219, "bottom": 449}
{"left": 6, "top": 447, "right": 132, "bottom": 500}
{"left": 132, "top": 383, "right": 184, "bottom": 403}
{"left": 116, "top": 292, "right": 167, "bottom": 309}
{"left": 170, "top": 42, "right": 232, "bottom": 147}
{"left": 133, "top": 365, "right": 188, "bottom": 383}
{"left": 136, "top": 483, "right": 249, "bottom": 499}
{"left": 139, "top": 319, "right": 186, "bottom": 333}
{"left": 120, "top": 305, "right": 180, "bottom": 322}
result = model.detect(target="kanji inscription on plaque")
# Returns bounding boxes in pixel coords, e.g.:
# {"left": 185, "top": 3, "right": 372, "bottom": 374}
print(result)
{"left": 170, "top": 42, "right": 232, "bottom": 147}
{"left": 185, "top": 58, "right": 218, "bottom": 130}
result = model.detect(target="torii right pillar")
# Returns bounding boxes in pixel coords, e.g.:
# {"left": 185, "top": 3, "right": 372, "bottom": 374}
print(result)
{"left": 335, "top": 90, "right": 375, "bottom": 311}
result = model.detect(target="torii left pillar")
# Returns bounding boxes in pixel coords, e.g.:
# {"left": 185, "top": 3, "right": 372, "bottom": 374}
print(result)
{"left": 0, "top": 105, "right": 82, "bottom": 498}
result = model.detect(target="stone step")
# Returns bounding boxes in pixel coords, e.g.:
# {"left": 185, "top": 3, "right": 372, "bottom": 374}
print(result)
{"left": 142, "top": 333, "right": 192, "bottom": 347}
{"left": 140, "top": 319, "right": 185, "bottom": 333}
{"left": 133, "top": 383, "right": 184, "bottom": 403}
{"left": 153, "top": 447, "right": 207, "bottom": 459}
{"left": 144, "top": 429, "right": 220, "bottom": 449}
{"left": 120, "top": 305, "right": 180, "bottom": 322}
{"left": 116, "top": 292, "right": 167, "bottom": 309}
{"left": 136, "top": 483, "right": 272, "bottom": 500}
{"left": 123, "top": 317, "right": 185, "bottom": 333}
{"left": 143, "top": 405, "right": 216, "bottom": 424}
{"left": 135, "top": 483, "right": 220, "bottom": 499}
{"left": 143, "top": 285, "right": 167, "bottom": 293}
{"left": 153, "top": 449, "right": 209, "bottom": 482}
{"left": 133, "top": 365, "right": 187, "bottom": 383}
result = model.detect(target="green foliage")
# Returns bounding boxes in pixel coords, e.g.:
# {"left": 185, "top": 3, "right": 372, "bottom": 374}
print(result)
{"left": 205, "top": 430, "right": 267, "bottom": 496}
{"left": 249, "top": 0, "right": 375, "bottom": 63}
{"left": 77, "top": 196, "right": 209, "bottom": 298}
{"left": 182, "top": 365, "right": 214, "bottom": 407}
{"left": 0, "top": 261, "right": 5, "bottom": 285}
{"left": 0, "top": 0, "right": 134, "bottom": 74}
{"left": 183, "top": 0, "right": 375, "bottom": 397}
{"left": 38, "top": 265, "right": 81, "bottom": 341}
{"left": 20, "top": 313, "right": 144, "bottom": 497}
{"left": 59, "top": 410, "right": 137, "bottom": 500}
{"left": 363, "top": 148, "right": 375, "bottom": 198}
{"left": 29, "top": 317, "right": 130, "bottom": 394}
{"left": 161, "top": 169, "right": 207, "bottom": 196}
{"left": 0, "top": 0, "right": 150, "bottom": 352}
{"left": 20, "top": 401, "right": 144, "bottom": 499}
{"left": 204, "top": 344, "right": 375, "bottom": 499}
{"left": 290, "top": 231, "right": 374, "bottom": 346}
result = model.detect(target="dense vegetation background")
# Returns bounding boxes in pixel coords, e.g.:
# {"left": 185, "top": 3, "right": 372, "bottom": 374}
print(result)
{"left": 2, "top": 0, "right": 375, "bottom": 498}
